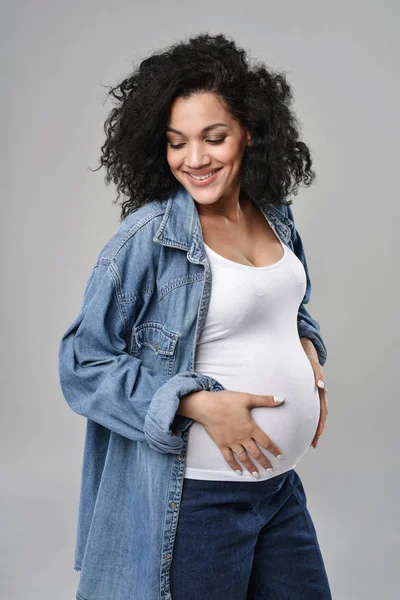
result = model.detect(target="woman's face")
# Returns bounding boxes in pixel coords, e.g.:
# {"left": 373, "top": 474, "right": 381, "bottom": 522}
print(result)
{"left": 166, "top": 92, "right": 250, "bottom": 208}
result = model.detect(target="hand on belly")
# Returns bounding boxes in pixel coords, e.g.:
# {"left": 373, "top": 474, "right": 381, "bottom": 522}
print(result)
{"left": 249, "top": 386, "right": 320, "bottom": 468}
{"left": 185, "top": 383, "right": 321, "bottom": 477}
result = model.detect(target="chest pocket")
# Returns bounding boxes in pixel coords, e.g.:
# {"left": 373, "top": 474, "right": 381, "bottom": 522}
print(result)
{"left": 130, "top": 321, "right": 179, "bottom": 377}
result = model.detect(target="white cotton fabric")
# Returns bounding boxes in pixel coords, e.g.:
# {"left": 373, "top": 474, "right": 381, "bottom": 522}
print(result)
{"left": 185, "top": 234, "right": 320, "bottom": 481}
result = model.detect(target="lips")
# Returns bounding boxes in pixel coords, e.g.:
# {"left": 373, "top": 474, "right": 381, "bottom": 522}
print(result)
{"left": 183, "top": 167, "right": 223, "bottom": 187}
{"left": 185, "top": 168, "right": 222, "bottom": 179}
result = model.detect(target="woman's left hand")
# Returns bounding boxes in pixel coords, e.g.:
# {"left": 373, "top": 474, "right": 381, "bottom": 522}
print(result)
{"left": 310, "top": 366, "right": 328, "bottom": 449}
{"left": 300, "top": 337, "right": 329, "bottom": 449}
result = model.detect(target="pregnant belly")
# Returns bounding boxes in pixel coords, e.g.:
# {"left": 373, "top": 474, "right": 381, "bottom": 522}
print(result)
{"left": 185, "top": 364, "right": 321, "bottom": 481}
{"left": 249, "top": 386, "right": 320, "bottom": 469}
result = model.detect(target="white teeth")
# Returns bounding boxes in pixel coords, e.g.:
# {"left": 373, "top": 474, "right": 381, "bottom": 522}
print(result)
{"left": 189, "top": 169, "right": 218, "bottom": 180}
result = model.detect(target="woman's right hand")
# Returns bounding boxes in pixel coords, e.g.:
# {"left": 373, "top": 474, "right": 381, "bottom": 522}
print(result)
{"left": 190, "top": 390, "right": 286, "bottom": 476}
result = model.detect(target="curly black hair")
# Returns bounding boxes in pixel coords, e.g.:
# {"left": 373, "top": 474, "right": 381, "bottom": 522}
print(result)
{"left": 92, "top": 33, "right": 316, "bottom": 221}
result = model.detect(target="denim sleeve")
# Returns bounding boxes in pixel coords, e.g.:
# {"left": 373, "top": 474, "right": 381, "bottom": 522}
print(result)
{"left": 58, "top": 259, "right": 226, "bottom": 454}
{"left": 285, "top": 205, "right": 328, "bottom": 366}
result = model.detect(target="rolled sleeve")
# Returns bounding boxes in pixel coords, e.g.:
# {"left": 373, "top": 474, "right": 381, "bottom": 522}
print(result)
{"left": 58, "top": 259, "right": 226, "bottom": 454}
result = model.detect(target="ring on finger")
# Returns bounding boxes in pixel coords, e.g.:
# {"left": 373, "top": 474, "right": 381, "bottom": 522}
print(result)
{"left": 234, "top": 447, "right": 246, "bottom": 456}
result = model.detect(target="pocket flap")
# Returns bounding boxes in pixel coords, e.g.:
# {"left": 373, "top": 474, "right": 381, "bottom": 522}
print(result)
{"left": 133, "top": 322, "right": 178, "bottom": 356}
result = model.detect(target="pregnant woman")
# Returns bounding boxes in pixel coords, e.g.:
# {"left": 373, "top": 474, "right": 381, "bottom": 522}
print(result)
{"left": 59, "top": 34, "right": 331, "bottom": 600}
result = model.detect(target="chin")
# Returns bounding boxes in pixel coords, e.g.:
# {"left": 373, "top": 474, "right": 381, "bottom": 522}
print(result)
{"left": 189, "top": 190, "right": 224, "bottom": 204}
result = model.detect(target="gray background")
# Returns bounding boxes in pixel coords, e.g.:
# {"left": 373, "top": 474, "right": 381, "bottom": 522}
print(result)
{"left": 2, "top": 1, "right": 399, "bottom": 598}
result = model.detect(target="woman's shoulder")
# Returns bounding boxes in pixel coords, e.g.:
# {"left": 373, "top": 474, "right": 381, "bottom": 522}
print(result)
{"left": 95, "top": 200, "right": 168, "bottom": 266}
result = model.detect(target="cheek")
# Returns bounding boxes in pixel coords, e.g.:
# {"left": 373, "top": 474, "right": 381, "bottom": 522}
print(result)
{"left": 166, "top": 153, "right": 179, "bottom": 172}
{"left": 216, "top": 143, "right": 244, "bottom": 166}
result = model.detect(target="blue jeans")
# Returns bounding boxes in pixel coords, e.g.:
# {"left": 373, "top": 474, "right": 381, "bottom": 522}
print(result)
{"left": 169, "top": 468, "right": 332, "bottom": 600}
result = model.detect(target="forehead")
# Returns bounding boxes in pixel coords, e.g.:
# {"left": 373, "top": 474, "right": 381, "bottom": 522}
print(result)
{"left": 167, "top": 93, "right": 234, "bottom": 131}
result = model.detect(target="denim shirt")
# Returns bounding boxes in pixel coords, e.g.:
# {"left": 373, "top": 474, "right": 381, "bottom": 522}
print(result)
{"left": 58, "top": 187, "right": 327, "bottom": 600}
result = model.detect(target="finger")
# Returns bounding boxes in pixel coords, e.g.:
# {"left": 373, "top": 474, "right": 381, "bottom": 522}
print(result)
{"left": 240, "top": 440, "right": 274, "bottom": 474}
{"left": 232, "top": 442, "right": 265, "bottom": 478}
{"left": 318, "top": 385, "right": 328, "bottom": 407}
{"left": 219, "top": 446, "right": 245, "bottom": 475}
{"left": 252, "top": 427, "right": 285, "bottom": 460}
{"left": 317, "top": 419, "right": 327, "bottom": 437}
{"left": 316, "top": 396, "right": 328, "bottom": 436}
{"left": 311, "top": 433, "right": 319, "bottom": 448}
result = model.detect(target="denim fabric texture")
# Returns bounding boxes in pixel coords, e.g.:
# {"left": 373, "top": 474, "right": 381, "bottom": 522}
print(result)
{"left": 58, "top": 187, "right": 328, "bottom": 600}
{"left": 170, "top": 469, "right": 332, "bottom": 600}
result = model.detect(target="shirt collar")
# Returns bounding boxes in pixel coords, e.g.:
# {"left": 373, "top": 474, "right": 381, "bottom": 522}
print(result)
{"left": 153, "top": 187, "right": 292, "bottom": 262}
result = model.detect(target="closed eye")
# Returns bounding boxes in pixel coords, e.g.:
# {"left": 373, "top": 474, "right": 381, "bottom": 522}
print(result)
{"left": 168, "top": 138, "right": 226, "bottom": 150}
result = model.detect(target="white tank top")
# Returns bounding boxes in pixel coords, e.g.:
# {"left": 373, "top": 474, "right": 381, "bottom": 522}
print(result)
{"left": 185, "top": 233, "right": 320, "bottom": 481}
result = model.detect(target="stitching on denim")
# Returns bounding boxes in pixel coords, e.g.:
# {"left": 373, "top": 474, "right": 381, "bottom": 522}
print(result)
{"left": 157, "top": 235, "right": 189, "bottom": 249}
{"left": 95, "top": 257, "right": 111, "bottom": 267}
{"left": 112, "top": 209, "right": 166, "bottom": 259}
{"left": 159, "top": 457, "right": 176, "bottom": 598}
{"left": 154, "top": 196, "right": 191, "bottom": 250}
{"left": 158, "top": 272, "right": 204, "bottom": 300}
{"left": 107, "top": 262, "right": 128, "bottom": 327}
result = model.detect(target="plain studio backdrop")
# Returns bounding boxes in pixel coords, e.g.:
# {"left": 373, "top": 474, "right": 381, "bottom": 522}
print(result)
{"left": 1, "top": 1, "right": 398, "bottom": 598}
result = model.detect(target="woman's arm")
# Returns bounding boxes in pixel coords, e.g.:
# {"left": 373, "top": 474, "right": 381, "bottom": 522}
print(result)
{"left": 285, "top": 204, "right": 328, "bottom": 366}
{"left": 58, "top": 258, "right": 225, "bottom": 455}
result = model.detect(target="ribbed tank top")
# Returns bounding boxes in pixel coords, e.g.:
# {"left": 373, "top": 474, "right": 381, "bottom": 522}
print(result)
{"left": 185, "top": 232, "right": 320, "bottom": 481}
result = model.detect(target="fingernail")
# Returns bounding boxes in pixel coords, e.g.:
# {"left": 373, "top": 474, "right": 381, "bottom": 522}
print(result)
{"left": 235, "top": 470, "right": 242, "bottom": 475}
{"left": 276, "top": 454, "right": 284, "bottom": 459}
{"left": 266, "top": 467, "right": 273, "bottom": 472}
{"left": 252, "top": 471, "right": 259, "bottom": 478}
{"left": 274, "top": 396, "right": 285, "bottom": 403}
{"left": 317, "top": 380, "right": 325, "bottom": 389}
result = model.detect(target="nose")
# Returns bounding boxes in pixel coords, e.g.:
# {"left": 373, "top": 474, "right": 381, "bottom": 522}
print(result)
{"left": 183, "top": 143, "right": 212, "bottom": 169}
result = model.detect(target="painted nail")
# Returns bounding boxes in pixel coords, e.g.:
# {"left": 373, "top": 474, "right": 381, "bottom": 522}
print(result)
{"left": 252, "top": 471, "right": 260, "bottom": 478}
{"left": 235, "top": 470, "right": 242, "bottom": 475}
{"left": 317, "top": 380, "right": 325, "bottom": 389}
{"left": 274, "top": 396, "right": 285, "bottom": 403}
{"left": 266, "top": 467, "right": 273, "bottom": 472}
{"left": 276, "top": 454, "right": 284, "bottom": 459}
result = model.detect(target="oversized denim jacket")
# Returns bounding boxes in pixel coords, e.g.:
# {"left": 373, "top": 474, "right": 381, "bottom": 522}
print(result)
{"left": 58, "top": 187, "right": 327, "bottom": 600}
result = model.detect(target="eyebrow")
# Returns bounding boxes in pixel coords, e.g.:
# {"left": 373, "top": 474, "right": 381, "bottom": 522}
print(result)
{"left": 165, "top": 123, "right": 229, "bottom": 135}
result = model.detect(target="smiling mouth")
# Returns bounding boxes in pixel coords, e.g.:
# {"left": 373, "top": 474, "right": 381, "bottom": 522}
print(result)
{"left": 185, "top": 168, "right": 222, "bottom": 181}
